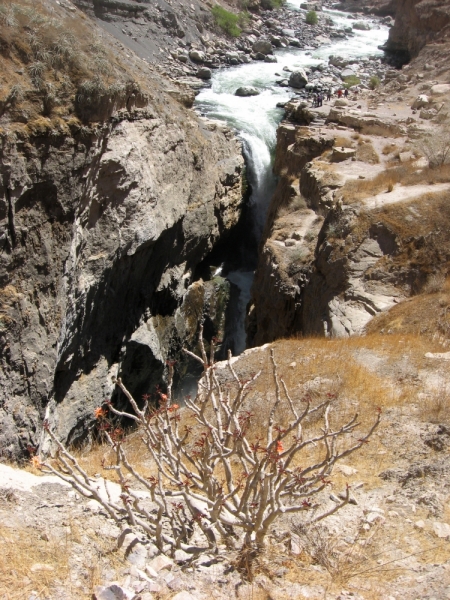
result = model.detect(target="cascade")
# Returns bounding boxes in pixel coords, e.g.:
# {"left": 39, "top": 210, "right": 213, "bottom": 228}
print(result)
{"left": 195, "top": 4, "right": 388, "bottom": 355}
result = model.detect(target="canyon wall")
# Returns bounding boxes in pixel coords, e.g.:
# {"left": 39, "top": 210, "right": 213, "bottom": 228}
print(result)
{"left": 386, "top": 0, "right": 450, "bottom": 60}
{"left": 0, "top": 0, "right": 244, "bottom": 459}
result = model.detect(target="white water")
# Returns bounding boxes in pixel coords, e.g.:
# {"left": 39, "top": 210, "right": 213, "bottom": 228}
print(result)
{"left": 195, "top": 8, "right": 388, "bottom": 354}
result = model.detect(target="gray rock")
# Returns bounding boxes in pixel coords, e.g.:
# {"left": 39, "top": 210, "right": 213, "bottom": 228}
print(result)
{"left": 94, "top": 584, "right": 135, "bottom": 600}
{"left": 189, "top": 49, "right": 205, "bottom": 63}
{"left": 252, "top": 39, "right": 273, "bottom": 55}
{"left": 341, "top": 68, "right": 356, "bottom": 79}
{"left": 235, "top": 86, "right": 260, "bottom": 97}
{"left": 289, "top": 69, "right": 308, "bottom": 89}
{"left": 353, "top": 21, "right": 371, "bottom": 31}
{"left": 196, "top": 67, "right": 211, "bottom": 80}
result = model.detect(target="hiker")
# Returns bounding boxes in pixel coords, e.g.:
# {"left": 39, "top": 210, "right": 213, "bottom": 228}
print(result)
{"left": 344, "top": 88, "right": 349, "bottom": 98}
{"left": 318, "top": 93, "right": 323, "bottom": 107}
{"left": 326, "top": 88, "right": 332, "bottom": 102}
{"left": 312, "top": 93, "right": 317, "bottom": 107}
{"left": 337, "top": 89, "right": 343, "bottom": 99}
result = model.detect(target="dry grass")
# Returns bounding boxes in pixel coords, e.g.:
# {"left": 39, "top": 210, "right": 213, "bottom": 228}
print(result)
{"left": 360, "top": 124, "right": 402, "bottom": 138}
{"left": 339, "top": 162, "right": 450, "bottom": 206}
{"left": 0, "top": 0, "right": 167, "bottom": 125}
{"left": 382, "top": 142, "right": 399, "bottom": 156}
{"left": 0, "top": 524, "right": 70, "bottom": 599}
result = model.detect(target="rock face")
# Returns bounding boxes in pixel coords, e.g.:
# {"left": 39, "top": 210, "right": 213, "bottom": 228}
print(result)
{"left": 0, "top": 111, "right": 244, "bottom": 459}
{"left": 385, "top": 0, "right": 450, "bottom": 60}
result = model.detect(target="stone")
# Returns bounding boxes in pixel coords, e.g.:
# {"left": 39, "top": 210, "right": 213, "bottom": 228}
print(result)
{"left": 174, "top": 549, "right": 192, "bottom": 562}
{"left": 284, "top": 239, "right": 296, "bottom": 247}
{"left": 341, "top": 68, "right": 356, "bottom": 80}
{"left": 337, "top": 464, "right": 357, "bottom": 476}
{"left": 171, "top": 593, "right": 199, "bottom": 600}
{"left": 353, "top": 22, "right": 371, "bottom": 31}
{"left": 196, "top": 67, "right": 211, "bottom": 80}
{"left": 189, "top": 50, "right": 205, "bottom": 63}
{"left": 411, "top": 94, "right": 429, "bottom": 109}
{"left": 331, "top": 147, "right": 356, "bottom": 162}
{"left": 94, "top": 584, "right": 135, "bottom": 600}
{"left": 264, "top": 55, "right": 277, "bottom": 63}
{"left": 433, "top": 522, "right": 450, "bottom": 538}
{"left": 414, "top": 520, "right": 425, "bottom": 529}
{"left": 235, "top": 86, "right": 260, "bottom": 97}
{"left": 334, "top": 99, "right": 349, "bottom": 107}
{"left": 399, "top": 151, "right": 413, "bottom": 163}
{"left": 127, "top": 543, "right": 147, "bottom": 568}
{"left": 252, "top": 40, "right": 273, "bottom": 55}
{"left": 431, "top": 84, "right": 450, "bottom": 96}
{"left": 288, "top": 69, "right": 308, "bottom": 89}
{"left": 147, "top": 554, "right": 174, "bottom": 572}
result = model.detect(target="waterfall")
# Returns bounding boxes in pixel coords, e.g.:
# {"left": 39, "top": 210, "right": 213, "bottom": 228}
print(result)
{"left": 195, "top": 9, "right": 388, "bottom": 356}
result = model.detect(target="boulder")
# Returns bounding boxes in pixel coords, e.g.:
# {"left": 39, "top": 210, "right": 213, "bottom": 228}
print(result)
{"left": 189, "top": 50, "right": 205, "bottom": 63}
{"left": 420, "top": 108, "right": 437, "bottom": 120}
{"left": 433, "top": 522, "right": 450, "bottom": 539}
{"left": 431, "top": 84, "right": 450, "bottom": 96}
{"left": 264, "top": 55, "right": 277, "bottom": 63}
{"left": 196, "top": 67, "right": 211, "bottom": 80}
{"left": 411, "top": 94, "right": 429, "bottom": 109}
{"left": 353, "top": 21, "right": 371, "bottom": 30}
{"left": 331, "top": 147, "right": 356, "bottom": 162}
{"left": 94, "top": 584, "right": 135, "bottom": 600}
{"left": 235, "top": 86, "right": 260, "bottom": 97}
{"left": 252, "top": 39, "right": 273, "bottom": 55}
{"left": 288, "top": 69, "right": 308, "bottom": 89}
{"left": 334, "top": 99, "right": 349, "bottom": 107}
{"left": 341, "top": 67, "right": 356, "bottom": 79}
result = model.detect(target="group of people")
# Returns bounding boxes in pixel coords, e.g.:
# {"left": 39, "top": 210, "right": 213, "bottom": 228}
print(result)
{"left": 310, "top": 87, "right": 352, "bottom": 107}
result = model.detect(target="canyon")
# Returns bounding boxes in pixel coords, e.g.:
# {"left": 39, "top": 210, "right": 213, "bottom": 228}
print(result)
{"left": 1, "top": 0, "right": 450, "bottom": 598}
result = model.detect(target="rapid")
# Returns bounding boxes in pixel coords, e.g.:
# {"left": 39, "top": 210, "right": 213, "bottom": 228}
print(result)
{"left": 195, "top": 4, "right": 389, "bottom": 355}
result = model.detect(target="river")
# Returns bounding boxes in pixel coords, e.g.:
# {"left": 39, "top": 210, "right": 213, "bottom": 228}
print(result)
{"left": 195, "top": 4, "right": 388, "bottom": 355}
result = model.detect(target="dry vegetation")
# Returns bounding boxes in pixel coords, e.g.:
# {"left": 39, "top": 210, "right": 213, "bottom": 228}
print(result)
{"left": 338, "top": 162, "right": 450, "bottom": 205}
{"left": 0, "top": 0, "right": 160, "bottom": 128}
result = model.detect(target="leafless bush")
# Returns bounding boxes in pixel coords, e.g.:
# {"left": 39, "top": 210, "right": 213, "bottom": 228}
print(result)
{"left": 39, "top": 329, "right": 380, "bottom": 558}
{"left": 417, "top": 129, "right": 450, "bottom": 168}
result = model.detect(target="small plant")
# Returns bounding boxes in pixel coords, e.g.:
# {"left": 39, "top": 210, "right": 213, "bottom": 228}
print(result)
{"left": 305, "top": 10, "right": 318, "bottom": 25}
{"left": 369, "top": 75, "right": 381, "bottom": 90}
{"left": 386, "top": 181, "right": 394, "bottom": 193}
{"left": 211, "top": 5, "right": 242, "bottom": 38}
{"left": 343, "top": 75, "right": 361, "bottom": 89}
{"left": 305, "top": 10, "right": 319, "bottom": 25}
{"left": 39, "top": 329, "right": 380, "bottom": 560}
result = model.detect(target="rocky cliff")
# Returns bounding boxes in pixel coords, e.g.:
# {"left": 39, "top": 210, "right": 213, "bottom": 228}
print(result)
{"left": 385, "top": 0, "right": 450, "bottom": 60}
{"left": 0, "top": 0, "right": 244, "bottom": 459}
{"left": 248, "top": 87, "right": 450, "bottom": 346}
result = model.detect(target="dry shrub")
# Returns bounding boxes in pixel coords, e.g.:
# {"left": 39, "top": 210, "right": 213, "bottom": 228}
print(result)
{"left": 360, "top": 124, "right": 402, "bottom": 138}
{"left": 419, "top": 385, "right": 450, "bottom": 424}
{"left": 334, "top": 136, "right": 354, "bottom": 149}
{"left": 356, "top": 140, "right": 380, "bottom": 164}
{"left": 423, "top": 272, "right": 447, "bottom": 294}
{"left": 382, "top": 143, "right": 398, "bottom": 155}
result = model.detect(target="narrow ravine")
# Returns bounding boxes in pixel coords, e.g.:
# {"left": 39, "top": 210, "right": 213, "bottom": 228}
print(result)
{"left": 194, "top": 3, "right": 389, "bottom": 355}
